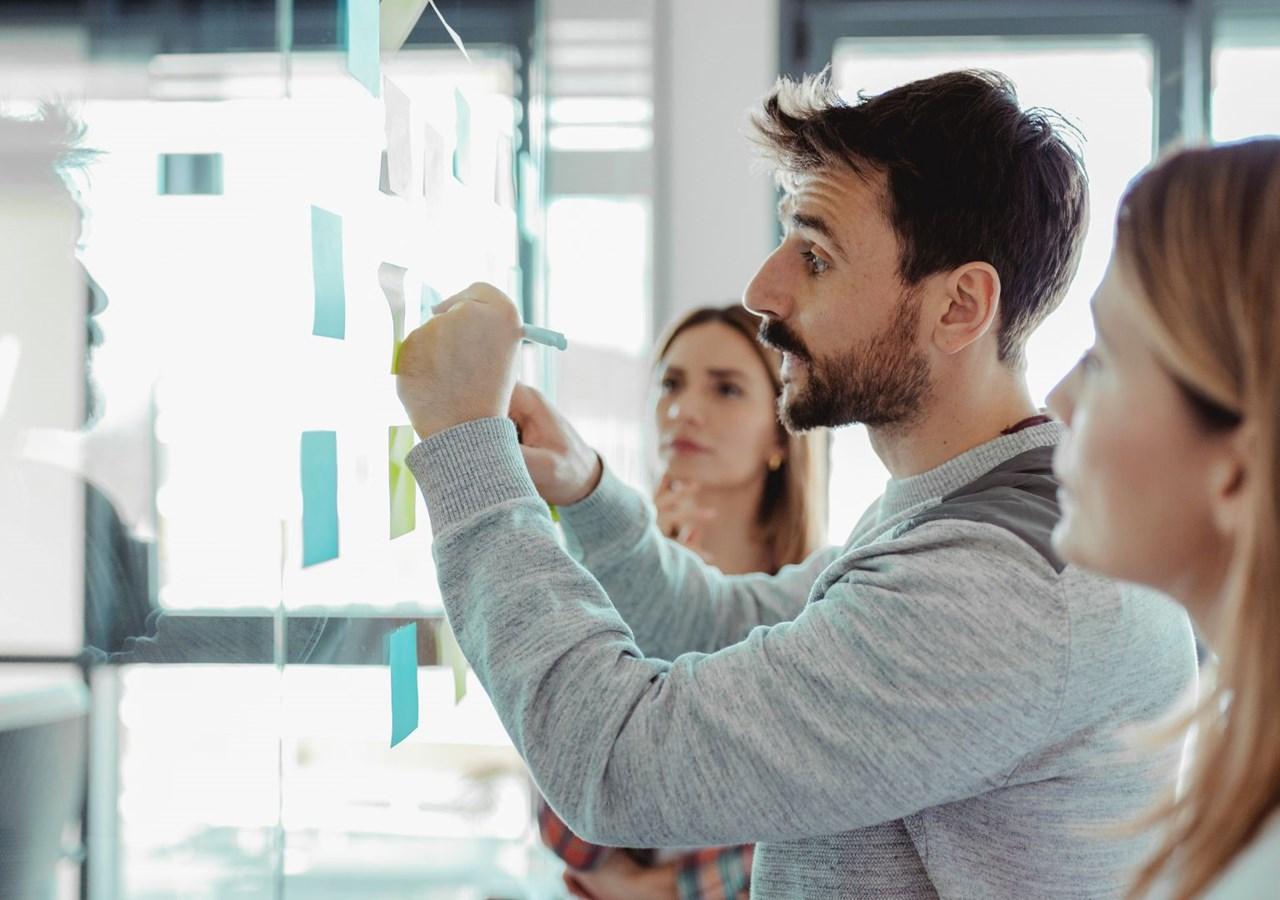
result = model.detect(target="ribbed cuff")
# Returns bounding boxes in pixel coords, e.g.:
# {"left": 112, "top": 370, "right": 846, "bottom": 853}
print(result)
{"left": 404, "top": 417, "right": 539, "bottom": 534}
{"left": 557, "top": 463, "right": 650, "bottom": 554}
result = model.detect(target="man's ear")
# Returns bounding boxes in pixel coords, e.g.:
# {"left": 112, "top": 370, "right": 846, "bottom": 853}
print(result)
{"left": 932, "top": 262, "right": 1001, "bottom": 356}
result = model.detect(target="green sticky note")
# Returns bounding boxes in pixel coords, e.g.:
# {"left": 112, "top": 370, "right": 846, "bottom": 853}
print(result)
{"left": 388, "top": 623, "right": 419, "bottom": 747}
{"left": 301, "top": 431, "right": 339, "bottom": 567}
{"left": 311, "top": 206, "right": 345, "bottom": 339}
{"left": 434, "top": 618, "right": 467, "bottom": 704}
{"left": 389, "top": 425, "right": 416, "bottom": 539}
{"left": 343, "top": 0, "right": 380, "bottom": 97}
{"left": 452, "top": 88, "right": 471, "bottom": 183}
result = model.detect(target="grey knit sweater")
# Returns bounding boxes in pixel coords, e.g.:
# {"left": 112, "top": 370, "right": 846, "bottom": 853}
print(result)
{"left": 407, "top": 417, "right": 1196, "bottom": 898}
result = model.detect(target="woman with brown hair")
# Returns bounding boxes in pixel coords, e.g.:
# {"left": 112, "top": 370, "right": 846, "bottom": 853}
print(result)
{"left": 1047, "top": 137, "right": 1280, "bottom": 899}
{"left": 540, "top": 303, "right": 828, "bottom": 899}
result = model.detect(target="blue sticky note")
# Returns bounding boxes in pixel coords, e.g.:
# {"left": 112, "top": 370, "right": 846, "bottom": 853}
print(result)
{"left": 344, "top": 0, "right": 380, "bottom": 97}
{"left": 157, "top": 153, "right": 224, "bottom": 195}
{"left": 388, "top": 622, "right": 420, "bottom": 747}
{"left": 452, "top": 88, "right": 471, "bottom": 183}
{"left": 311, "top": 206, "right": 345, "bottom": 339}
{"left": 301, "top": 431, "right": 339, "bottom": 567}
{"left": 420, "top": 283, "right": 442, "bottom": 321}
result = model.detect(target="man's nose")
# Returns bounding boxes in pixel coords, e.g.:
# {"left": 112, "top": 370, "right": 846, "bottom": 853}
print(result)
{"left": 744, "top": 245, "right": 792, "bottom": 322}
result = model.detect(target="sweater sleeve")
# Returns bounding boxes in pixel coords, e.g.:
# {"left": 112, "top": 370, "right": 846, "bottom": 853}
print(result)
{"left": 555, "top": 461, "right": 838, "bottom": 658}
{"left": 408, "top": 418, "right": 1069, "bottom": 847}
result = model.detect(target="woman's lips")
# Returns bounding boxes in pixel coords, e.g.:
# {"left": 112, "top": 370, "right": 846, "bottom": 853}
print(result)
{"left": 669, "top": 438, "right": 709, "bottom": 455}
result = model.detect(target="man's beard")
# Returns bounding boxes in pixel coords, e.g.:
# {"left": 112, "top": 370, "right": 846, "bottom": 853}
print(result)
{"left": 759, "top": 289, "right": 931, "bottom": 433}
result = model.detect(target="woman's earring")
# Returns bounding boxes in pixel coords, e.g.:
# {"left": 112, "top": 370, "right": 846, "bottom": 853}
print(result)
{"left": 767, "top": 452, "right": 784, "bottom": 472}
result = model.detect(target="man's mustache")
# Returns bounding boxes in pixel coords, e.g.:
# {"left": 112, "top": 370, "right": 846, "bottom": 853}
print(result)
{"left": 758, "top": 319, "right": 811, "bottom": 361}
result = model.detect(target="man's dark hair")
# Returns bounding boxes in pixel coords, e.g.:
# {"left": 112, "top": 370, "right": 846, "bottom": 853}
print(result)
{"left": 752, "top": 69, "right": 1088, "bottom": 367}
{"left": 0, "top": 102, "right": 98, "bottom": 197}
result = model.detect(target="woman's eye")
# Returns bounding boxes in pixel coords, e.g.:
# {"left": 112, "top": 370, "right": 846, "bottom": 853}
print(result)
{"left": 660, "top": 376, "right": 680, "bottom": 393}
{"left": 801, "top": 249, "right": 830, "bottom": 276}
{"left": 1079, "top": 348, "right": 1101, "bottom": 375}
{"left": 715, "top": 382, "right": 743, "bottom": 398}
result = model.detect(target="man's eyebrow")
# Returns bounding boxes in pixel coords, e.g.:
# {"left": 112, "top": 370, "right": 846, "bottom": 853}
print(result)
{"left": 790, "top": 212, "right": 848, "bottom": 261}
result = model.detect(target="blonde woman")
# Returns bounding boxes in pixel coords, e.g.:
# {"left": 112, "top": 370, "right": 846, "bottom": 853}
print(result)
{"left": 1047, "top": 137, "right": 1280, "bottom": 899}
{"left": 540, "top": 303, "right": 827, "bottom": 900}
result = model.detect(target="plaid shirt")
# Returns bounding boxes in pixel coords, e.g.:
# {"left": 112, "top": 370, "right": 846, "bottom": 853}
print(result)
{"left": 538, "top": 800, "right": 753, "bottom": 900}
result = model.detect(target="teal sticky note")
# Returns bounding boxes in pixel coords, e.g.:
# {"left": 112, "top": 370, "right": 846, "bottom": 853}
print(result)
{"left": 344, "top": 0, "right": 380, "bottom": 97}
{"left": 389, "top": 425, "right": 416, "bottom": 539}
{"left": 452, "top": 88, "right": 471, "bottom": 183}
{"left": 420, "top": 283, "right": 442, "bottom": 321}
{"left": 301, "top": 431, "right": 339, "bottom": 567}
{"left": 388, "top": 622, "right": 420, "bottom": 747}
{"left": 157, "top": 153, "right": 224, "bottom": 195}
{"left": 311, "top": 206, "right": 345, "bottom": 339}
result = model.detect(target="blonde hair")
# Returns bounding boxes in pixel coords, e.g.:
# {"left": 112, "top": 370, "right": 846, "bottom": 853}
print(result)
{"left": 654, "top": 304, "right": 827, "bottom": 570}
{"left": 1117, "top": 139, "right": 1280, "bottom": 900}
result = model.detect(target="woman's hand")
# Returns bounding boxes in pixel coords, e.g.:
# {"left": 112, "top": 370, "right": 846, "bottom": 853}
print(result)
{"left": 563, "top": 852, "right": 678, "bottom": 900}
{"left": 655, "top": 475, "right": 717, "bottom": 562}
{"left": 509, "top": 384, "right": 603, "bottom": 506}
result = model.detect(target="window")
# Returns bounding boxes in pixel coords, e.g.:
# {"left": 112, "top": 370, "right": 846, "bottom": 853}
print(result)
{"left": 817, "top": 34, "right": 1155, "bottom": 539}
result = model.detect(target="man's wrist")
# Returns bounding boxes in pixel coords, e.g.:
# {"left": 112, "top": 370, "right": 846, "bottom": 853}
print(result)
{"left": 565, "top": 453, "right": 604, "bottom": 505}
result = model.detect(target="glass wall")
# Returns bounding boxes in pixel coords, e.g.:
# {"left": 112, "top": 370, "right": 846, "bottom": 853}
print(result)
{"left": 1, "top": 2, "right": 553, "bottom": 897}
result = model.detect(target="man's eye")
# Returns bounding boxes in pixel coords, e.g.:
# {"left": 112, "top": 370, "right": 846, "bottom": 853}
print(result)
{"left": 801, "top": 249, "right": 830, "bottom": 276}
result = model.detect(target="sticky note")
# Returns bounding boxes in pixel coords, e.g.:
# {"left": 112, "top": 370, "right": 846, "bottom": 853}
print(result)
{"left": 379, "top": 262, "right": 408, "bottom": 373}
{"left": 301, "top": 431, "right": 339, "bottom": 567}
{"left": 420, "top": 283, "right": 442, "bottom": 322}
{"left": 428, "top": 0, "right": 471, "bottom": 62}
{"left": 311, "top": 206, "right": 345, "bottom": 339}
{"left": 383, "top": 77, "right": 413, "bottom": 197}
{"left": 378, "top": 150, "right": 393, "bottom": 195}
{"left": 423, "top": 121, "right": 446, "bottom": 204}
{"left": 388, "top": 622, "right": 419, "bottom": 747}
{"left": 380, "top": 0, "right": 432, "bottom": 56}
{"left": 344, "top": 0, "right": 380, "bottom": 97}
{"left": 434, "top": 618, "right": 467, "bottom": 704}
{"left": 157, "top": 153, "right": 223, "bottom": 195}
{"left": 452, "top": 88, "right": 472, "bottom": 184}
{"left": 389, "top": 425, "right": 416, "bottom": 539}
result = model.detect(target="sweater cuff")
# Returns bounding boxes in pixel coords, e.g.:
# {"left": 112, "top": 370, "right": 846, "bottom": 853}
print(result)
{"left": 404, "top": 418, "right": 540, "bottom": 534}
{"left": 557, "top": 462, "right": 650, "bottom": 553}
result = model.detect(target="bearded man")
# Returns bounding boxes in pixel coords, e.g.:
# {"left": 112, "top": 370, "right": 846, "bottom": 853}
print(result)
{"left": 392, "top": 70, "right": 1195, "bottom": 899}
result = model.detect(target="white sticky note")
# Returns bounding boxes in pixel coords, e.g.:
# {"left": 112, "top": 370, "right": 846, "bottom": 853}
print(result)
{"left": 423, "top": 121, "right": 446, "bottom": 205}
{"left": 383, "top": 77, "right": 414, "bottom": 198}
{"left": 380, "top": 0, "right": 432, "bottom": 56}
{"left": 379, "top": 262, "right": 409, "bottom": 373}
